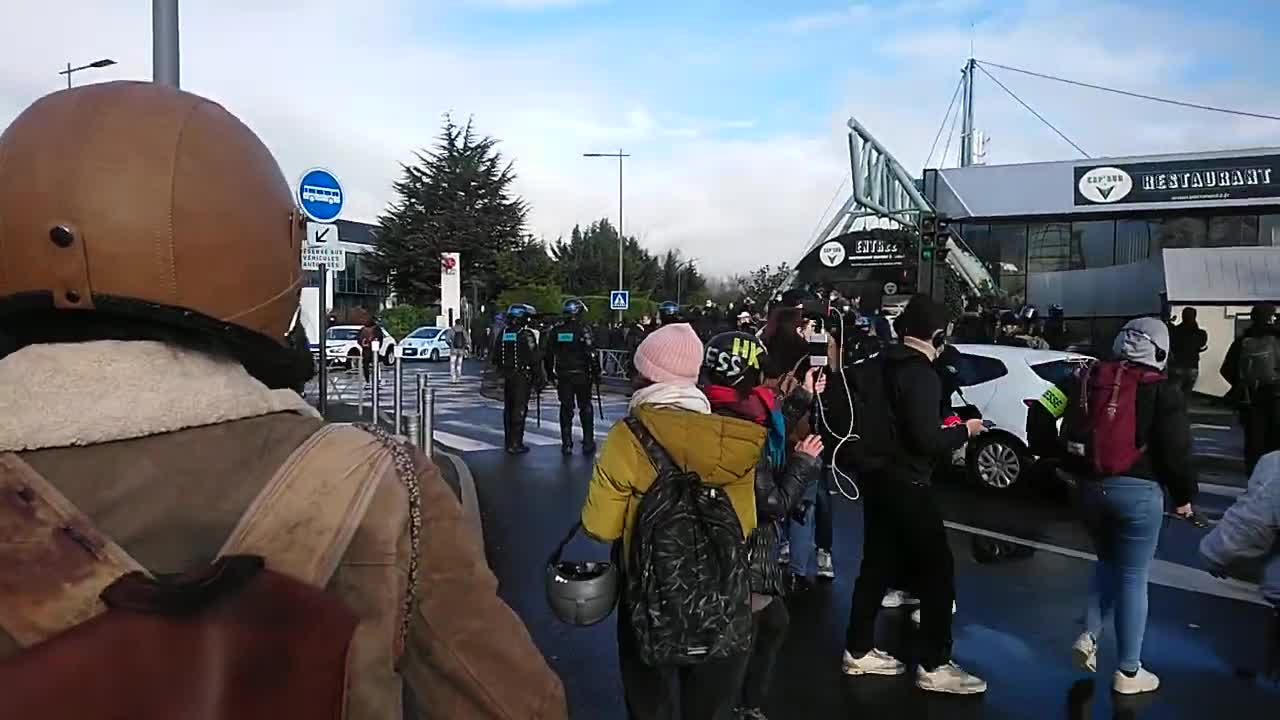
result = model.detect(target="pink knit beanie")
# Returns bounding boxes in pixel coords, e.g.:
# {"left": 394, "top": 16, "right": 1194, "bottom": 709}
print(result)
{"left": 633, "top": 323, "right": 704, "bottom": 386}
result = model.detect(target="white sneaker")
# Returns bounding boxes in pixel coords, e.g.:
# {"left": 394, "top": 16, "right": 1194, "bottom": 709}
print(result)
{"left": 881, "top": 589, "right": 920, "bottom": 608}
{"left": 1112, "top": 666, "right": 1159, "bottom": 695}
{"left": 916, "top": 661, "right": 988, "bottom": 695}
{"left": 816, "top": 549, "right": 835, "bottom": 579}
{"left": 1072, "top": 632, "right": 1098, "bottom": 673}
{"left": 841, "top": 649, "right": 906, "bottom": 676}
{"left": 909, "top": 601, "right": 958, "bottom": 624}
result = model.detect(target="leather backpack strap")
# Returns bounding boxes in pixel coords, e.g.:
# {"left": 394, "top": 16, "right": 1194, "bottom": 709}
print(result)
{"left": 0, "top": 453, "right": 144, "bottom": 648}
{"left": 218, "top": 423, "right": 392, "bottom": 588}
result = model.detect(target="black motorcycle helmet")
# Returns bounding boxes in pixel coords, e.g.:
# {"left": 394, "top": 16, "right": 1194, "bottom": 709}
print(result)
{"left": 702, "top": 331, "right": 768, "bottom": 389}
{"left": 545, "top": 523, "right": 618, "bottom": 627}
{"left": 563, "top": 298, "right": 587, "bottom": 316}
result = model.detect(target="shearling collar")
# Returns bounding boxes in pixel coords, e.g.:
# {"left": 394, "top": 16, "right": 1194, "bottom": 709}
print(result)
{"left": 0, "top": 340, "right": 320, "bottom": 453}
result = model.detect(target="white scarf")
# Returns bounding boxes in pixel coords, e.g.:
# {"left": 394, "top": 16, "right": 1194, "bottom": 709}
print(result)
{"left": 0, "top": 341, "right": 320, "bottom": 453}
{"left": 629, "top": 382, "right": 711, "bottom": 415}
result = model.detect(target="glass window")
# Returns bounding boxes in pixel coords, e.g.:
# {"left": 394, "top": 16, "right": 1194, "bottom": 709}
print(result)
{"left": 1208, "top": 215, "right": 1260, "bottom": 247}
{"left": 1262, "top": 215, "right": 1280, "bottom": 247}
{"left": 1030, "top": 359, "right": 1090, "bottom": 385}
{"left": 954, "top": 354, "right": 1009, "bottom": 386}
{"left": 960, "top": 223, "right": 995, "bottom": 266}
{"left": 1072, "top": 220, "right": 1115, "bottom": 269}
{"left": 1152, "top": 216, "right": 1208, "bottom": 249}
{"left": 303, "top": 270, "right": 322, "bottom": 287}
{"left": 409, "top": 328, "right": 442, "bottom": 339}
{"left": 327, "top": 328, "right": 360, "bottom": 341}
{"left": 1000, "top": 274, "right": 1026, "bottom": 307}
{"left": 1028, "top": 222, "right": 1077, "bottom": 273}
{"left": 1115, "top": 219, "right": 1156, "bottom": 264}
{"left": 989, "top": 222, "right": 1028, "bottom": 275}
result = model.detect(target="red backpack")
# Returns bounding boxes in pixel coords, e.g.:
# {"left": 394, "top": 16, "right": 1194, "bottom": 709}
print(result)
{"left": 1062, "top": 360, "right": 1166, "bottom": 476}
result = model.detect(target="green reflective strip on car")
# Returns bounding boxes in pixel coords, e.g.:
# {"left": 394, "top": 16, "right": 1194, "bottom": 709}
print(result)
{"left": 1038, "top": 385, "right": 1069, "bottom": 418}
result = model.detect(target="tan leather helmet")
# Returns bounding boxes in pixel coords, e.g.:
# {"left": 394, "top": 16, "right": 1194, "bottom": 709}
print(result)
{"left": 0, "top": 81, "right": 303, "bottom": 344}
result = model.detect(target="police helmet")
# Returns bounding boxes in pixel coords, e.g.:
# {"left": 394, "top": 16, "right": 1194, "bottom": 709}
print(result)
{"left": 546, "top": 523, "right": 618, "bottom": 626}
{"left": 1019, "top": 305, "right": 1038, "bottom": 322}
{"left": 657, "top": 301, "right": 680, "bottom": 323}
{"left": 506, "top": 304, "right": 534, "bottom": 327}
{"left": 562, "top": 298, "right": 587, "bottom": 316}
{"left": 702, "top": 331, "right": 768, "bottom": 389}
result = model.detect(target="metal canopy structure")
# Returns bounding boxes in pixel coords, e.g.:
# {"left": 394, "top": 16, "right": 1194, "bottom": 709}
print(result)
{"left": 795, "top": 115, "right": 996, "bottom": 296}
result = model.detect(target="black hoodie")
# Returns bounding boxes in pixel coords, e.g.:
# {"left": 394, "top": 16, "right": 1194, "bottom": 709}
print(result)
{"left": 874, "top": 343, "right": 970, "bottom": 485}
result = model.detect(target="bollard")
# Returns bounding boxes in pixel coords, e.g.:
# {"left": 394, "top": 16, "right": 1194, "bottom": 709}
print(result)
{"left": 393, "top": 352, "right": 404, "bottom": 435}
{"left": 371, "top": 341, "right": 382, "bottom": 422}
{"left": 357, "top": 354, "right": 366, "bottom": 416}
{"left": 416, "top": 375, "right": 436, "bottom": 457}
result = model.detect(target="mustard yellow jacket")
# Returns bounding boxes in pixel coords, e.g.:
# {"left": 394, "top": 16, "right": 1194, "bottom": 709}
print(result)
{"left": 581, "top": 405, "right": 766, "bottom": 561}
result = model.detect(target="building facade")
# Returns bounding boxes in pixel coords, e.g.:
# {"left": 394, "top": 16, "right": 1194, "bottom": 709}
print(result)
{"left": 924, "top": 148, "right": 1280, "bottom": 395}
{"left": 302, "top": 219, "right": 387, "bottom": 319}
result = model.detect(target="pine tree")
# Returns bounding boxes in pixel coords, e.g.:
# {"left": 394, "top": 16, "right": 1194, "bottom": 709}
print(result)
{"left": 367, "top": 115, "right": 527, "bottom": 306}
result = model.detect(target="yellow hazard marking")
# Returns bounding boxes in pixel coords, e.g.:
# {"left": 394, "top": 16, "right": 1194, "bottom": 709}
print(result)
{"left": 1038, "top": 385, "right": 1068, "bottom": 418}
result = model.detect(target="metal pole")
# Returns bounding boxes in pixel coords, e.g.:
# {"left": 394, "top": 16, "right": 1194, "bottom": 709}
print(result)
{"left": 153, "top": 0, "right": 180, "bottom": 88}
{"left": 357, "top": 356, "right": 366, "bottom": 416}
{"left": 371, "top": 341, "right": 382, "bottom": 421}
{"left": 318, "top": 264, "right": 329, "bottom": 416}
{"left": 617, "top": 149, "right": 624, "bottom": 323}
{"left": 415, "top": 375, "right": 435, "bottom": 456}
{"left": 66, "top": 63, "right": 72, "bottom": 89}
{"left": 960, "top": 58, "right": 976, "bottom": 167}
{"left": 393, "top": 352, "right": 403, "bottom": 435}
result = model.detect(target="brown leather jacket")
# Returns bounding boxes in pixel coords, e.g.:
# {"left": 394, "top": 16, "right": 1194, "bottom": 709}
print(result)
{"left": 0, "top": 412, "right": 567, "bottom": 720}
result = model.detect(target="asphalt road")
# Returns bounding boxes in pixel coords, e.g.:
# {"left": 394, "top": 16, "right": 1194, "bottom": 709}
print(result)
{"left": 309, "top": 362, "right": 1279, "bottom": 718}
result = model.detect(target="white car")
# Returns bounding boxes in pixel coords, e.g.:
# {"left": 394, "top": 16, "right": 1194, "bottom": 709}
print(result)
{"left": 946, "top": 344, "right": 1093, "bottom": 489}
{"left": 312, "top": 325, "right": 398, "bottom": 369}
{"left": 398, "top": 327, "right": 453, "bottom": 363}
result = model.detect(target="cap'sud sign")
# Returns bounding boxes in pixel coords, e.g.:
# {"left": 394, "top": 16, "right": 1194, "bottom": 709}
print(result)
{"left": 1077, "top": 167, "right": 1133, "bottom": 204}
{"left": 298, "top": 168, "right": 344, "bottom": 222}
{"left": 819, "top": 240, "right": 847, "bottom": 267}
{"left": 1075, "top": 154, "right": 1280, "bottom": 206}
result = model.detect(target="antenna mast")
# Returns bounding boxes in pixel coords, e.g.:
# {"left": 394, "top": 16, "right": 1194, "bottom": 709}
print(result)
{"left": 960, "top": 57, "right": 976, "bottom": 167}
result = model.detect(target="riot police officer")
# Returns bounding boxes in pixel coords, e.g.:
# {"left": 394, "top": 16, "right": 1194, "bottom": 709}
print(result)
{"left": 496, "top": 304, "right": 543, "bottom": 455}
{"left": 546, "top": 298, "right": 601, "bottom": 456}
{"left": 657, "top": 300, "right": 682, "bottom": 325}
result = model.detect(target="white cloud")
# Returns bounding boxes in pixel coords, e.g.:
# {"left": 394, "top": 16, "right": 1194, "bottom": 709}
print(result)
{"left": 2, "top": 1, "right": 1279, "bottom": 278}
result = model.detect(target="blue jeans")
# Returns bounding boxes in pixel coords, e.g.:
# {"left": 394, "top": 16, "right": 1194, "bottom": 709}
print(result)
{"left": 788, "top": 478, "right": 820, "bottom": 577}
{"left": 1079, "top": 476, "right": 1164, "bottom": 673}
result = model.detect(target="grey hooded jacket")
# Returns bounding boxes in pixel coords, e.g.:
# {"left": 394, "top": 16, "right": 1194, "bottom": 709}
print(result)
{"left": 1200, "top": 451, "right": 1280, "bottom": 607}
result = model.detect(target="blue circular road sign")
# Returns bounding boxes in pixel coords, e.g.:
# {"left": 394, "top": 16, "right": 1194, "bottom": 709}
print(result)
{"left": 297, "top": 168, "right": 344, "bottom": 223}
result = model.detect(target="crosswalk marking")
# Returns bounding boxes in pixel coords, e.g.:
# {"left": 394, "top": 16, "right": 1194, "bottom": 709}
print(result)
{"left": 431, "top": 430, "right": 500, "bottom": 453}
{"left": 310, "top": 366, "right": 628, "bottom": 454}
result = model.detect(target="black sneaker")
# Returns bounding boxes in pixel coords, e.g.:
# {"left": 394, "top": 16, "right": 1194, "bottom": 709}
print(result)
{"left": 561, "top": 443, "right": 573, "bottom": 456}
{"left": 582, "top": 441, "right": 597, "bottom": 456}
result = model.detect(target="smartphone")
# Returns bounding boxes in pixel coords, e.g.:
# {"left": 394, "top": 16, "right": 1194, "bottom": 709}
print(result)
{"left": 808, "top": 332, "right": 829, "bottom": 367}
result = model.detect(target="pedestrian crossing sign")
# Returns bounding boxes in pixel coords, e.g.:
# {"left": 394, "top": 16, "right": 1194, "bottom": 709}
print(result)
{"left": 610, "top": 290, "right": 630, "bottom": 311}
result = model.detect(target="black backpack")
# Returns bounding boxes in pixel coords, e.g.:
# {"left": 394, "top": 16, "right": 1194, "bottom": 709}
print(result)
{"left": 623, "top": 416, "right": 751, "bottom": 666}
{"left": 450, "top": 329, "right": 468, "bottom": 350}
{"left": 829, "top": 353, "right": 899, "bottom": 474}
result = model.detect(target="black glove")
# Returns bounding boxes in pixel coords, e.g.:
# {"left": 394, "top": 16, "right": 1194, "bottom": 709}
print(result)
{"left": 790, "top": 499, "right": 813, "bottom": 525}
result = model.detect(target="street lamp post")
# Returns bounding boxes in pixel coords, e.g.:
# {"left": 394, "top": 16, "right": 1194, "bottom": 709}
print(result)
{"left": 675, "top": 258, "right": 700, "bottom": 306}
{"left": 584, "top": 149, "right": 630, "bottom": 320}
{"left": 58, "top": 58, "right": 117, "bottom": 89}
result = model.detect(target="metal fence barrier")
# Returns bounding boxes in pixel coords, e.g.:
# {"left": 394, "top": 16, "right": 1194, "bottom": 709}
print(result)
{"left": 598, "top": 349, "right": 631, "bottom": 380}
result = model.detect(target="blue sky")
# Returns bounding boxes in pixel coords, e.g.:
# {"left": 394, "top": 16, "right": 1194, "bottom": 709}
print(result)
{"left": 3, "top": 0, "right": 1280, "bottom": 273}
